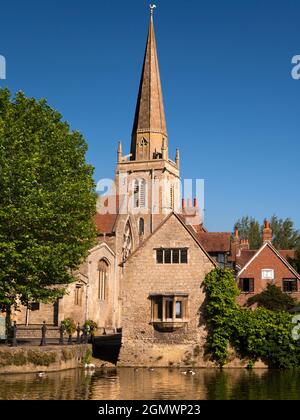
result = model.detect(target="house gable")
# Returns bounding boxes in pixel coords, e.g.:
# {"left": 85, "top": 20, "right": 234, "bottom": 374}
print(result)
{"left": 238, "top": 242, "right": 300, "bottom": 281}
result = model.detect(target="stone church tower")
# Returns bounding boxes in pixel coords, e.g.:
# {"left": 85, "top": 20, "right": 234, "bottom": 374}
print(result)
{"left": 115, "top": 11, "right": 181, "bottom": 246}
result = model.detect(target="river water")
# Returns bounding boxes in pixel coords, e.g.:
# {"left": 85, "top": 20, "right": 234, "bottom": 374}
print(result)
{"left": 0, "top": 368, "right": 299, "bottom": 400}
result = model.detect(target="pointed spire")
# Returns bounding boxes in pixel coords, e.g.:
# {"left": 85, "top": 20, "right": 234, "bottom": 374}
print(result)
{"left": 131, "top": 7, "right": 168, "bottom": 161}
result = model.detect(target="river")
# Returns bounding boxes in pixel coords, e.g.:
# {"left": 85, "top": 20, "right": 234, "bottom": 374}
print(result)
{"left": 0, "top": 368, "right": 299, "bottom": 400}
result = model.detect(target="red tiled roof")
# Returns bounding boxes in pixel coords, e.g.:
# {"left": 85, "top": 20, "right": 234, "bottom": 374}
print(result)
{"left": 279, "top": 250, "right": 296, "bottom": 260}
{"left": 94, "top": 195, "right": 125, "bottom": 234}
{"left": 236, "top": 249, "right": 296, "bottom": 269}
{"left": 236, "top": 250, "right": 257, "bottom": 268}
{"left": 195, "top": 232, "right": 232, "bottom": 253}
{"left": 95, "top": 213, "right": 118, "bottom": 234}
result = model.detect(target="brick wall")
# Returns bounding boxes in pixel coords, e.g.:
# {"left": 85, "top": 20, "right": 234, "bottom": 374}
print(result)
{"left": 237, "top": 244, "right": 300, "bottom": 305}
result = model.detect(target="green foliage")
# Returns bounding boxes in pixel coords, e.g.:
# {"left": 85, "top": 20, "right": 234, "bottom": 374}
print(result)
{"left": 247, "top": 284, "right": 297, "bottom": 312}
{"left": 0, "top": 89, "right": 97, "bottom": 313}
{"left": 290, "top": 246, "right": 300, "bottom": 275}
{"left": 270, "top": 216, "right": 300, "bottom": 250}
{"left": 62, "top": 318, "right": 77, "bottom": 336}
{"left": 234, "top": 215, "right": 300, "bottom": 251}
{"left": 234, "top": 217, "right": 262, "bottom": 249}
{"left": 204, "top": 268, "right": 300, "bottom": 368}
{"left": 82, "top": 348, "right": 92, "bottom": 365}
{"left": 84, "top": 320, "right": 98, "bottom": 336}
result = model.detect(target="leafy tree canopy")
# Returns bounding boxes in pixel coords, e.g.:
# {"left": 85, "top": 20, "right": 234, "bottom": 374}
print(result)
{"left": 247, "top": 284, "right": 297, "bottom": 312}
{"left": 0, "top": 89, "right": 97, "bottom": 313}
{"left": 234, "top": 215, "right": 300, "bottom": 250}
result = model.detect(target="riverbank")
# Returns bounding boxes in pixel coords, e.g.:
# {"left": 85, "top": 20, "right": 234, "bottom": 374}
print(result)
{"left": 0, "top": 344, "right": 92, "bottom": 374}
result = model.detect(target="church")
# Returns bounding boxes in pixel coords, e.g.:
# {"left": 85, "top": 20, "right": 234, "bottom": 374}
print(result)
{"left": 13, "top": 8, "right": 300, "bottom": 366}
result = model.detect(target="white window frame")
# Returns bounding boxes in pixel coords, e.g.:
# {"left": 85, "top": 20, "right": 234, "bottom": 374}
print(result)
{"left": 261, "top": 269, "right": 274, "bottom": 280}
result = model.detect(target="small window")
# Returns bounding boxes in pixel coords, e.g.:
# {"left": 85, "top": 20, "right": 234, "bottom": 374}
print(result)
{"left": 239, "top": 278, "right": 254, "bottom": 293}
{"left": 165, "top": 249, "right": 172, "bottom": 264}
{"left": 155, "top": 249, "right": 189, "bottom": 265}
{"left": 75, "top": 285, "right": 83, "bottom": 306}
{"left": 151, "top": 295, "right": 188, "bottom": 324}
{"left": 172, "top": 249, "right": 180, "bottom": 264}
{"left": 283, "top": 279, "right": 298, "bottom": 293}
{"left": 217, "top": 254, "right": 225, "bottom": 264}
{"left": 262, "top": 269, "right": 274, "bottom": 280}
{"left": 139, "top": 218, "right": 145, "bottom": 236}
{"left": 180, "top": 249, "right": 188, "bottom": 264}
{"left": 156, "top": 249, "right": 164, "bottom": 264}
{"left": 176, "top": 301, "right": 183, "bottom": 319}
{"left": 165, "top": 299, "right": 173, "bottom": 320}
{"left": 30, "top": 303, "right": 40, "bottom": 312}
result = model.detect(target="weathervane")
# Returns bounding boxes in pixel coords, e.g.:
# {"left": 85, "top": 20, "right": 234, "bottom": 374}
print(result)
{"left": 150, "top": 4, "right": 157, "bottom": 16}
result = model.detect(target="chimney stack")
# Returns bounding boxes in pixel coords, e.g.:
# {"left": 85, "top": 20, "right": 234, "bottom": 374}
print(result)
{"left": 194, "top": 198, "right": 198, "bottom": 208}
{"left": 182, "top": 199, "right": 185, "bottom": 211}
{"left": 263, "top": 219, "right": 273, "bottom": 243}
{"left": 240, "top": 239, "right": 250, "bottom": 251}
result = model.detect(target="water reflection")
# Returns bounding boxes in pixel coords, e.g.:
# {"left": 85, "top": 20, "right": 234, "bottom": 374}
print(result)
{"left": 0, "top": 368, "right": 300, "bottom": 400}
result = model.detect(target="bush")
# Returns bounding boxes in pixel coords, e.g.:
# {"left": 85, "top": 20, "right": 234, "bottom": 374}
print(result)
{"left": 62, "top": 318, "right": 76, "bottom": 336}
{"left": 84, "top": 320, "right": 98, "bottom": 337}
{"left": 204, "top": 268, "right": 300, "bottom": 368}
{"left": 247, "top": 284, "right": 297, "bottom": 312}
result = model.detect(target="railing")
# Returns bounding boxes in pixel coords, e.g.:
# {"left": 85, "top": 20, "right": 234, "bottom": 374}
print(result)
{"left": 8, "top": 322, "right": 94, "bottom": 347}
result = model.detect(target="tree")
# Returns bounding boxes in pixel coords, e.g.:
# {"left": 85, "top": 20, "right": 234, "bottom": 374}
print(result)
{"left": 0, "top": 89, "right": 97, "bottom": 332}
{"left": 234, "top": 216, "right": 300, "bottom": 251}
{"left": 234, "top": 217, "right": 262, "bottom": 249}
{"left": 269, "top": 216, "right": 300, "bottom": 250}
{"left": 247, "top": 284, "right": 297, "bottom": 312}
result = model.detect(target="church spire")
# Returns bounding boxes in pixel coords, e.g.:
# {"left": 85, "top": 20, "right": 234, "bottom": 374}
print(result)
{"left": 131, "top": 5, "right": 168, "bottom": 161}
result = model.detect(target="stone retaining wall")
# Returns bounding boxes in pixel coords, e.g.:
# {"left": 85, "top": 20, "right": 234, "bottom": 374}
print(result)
{"left": 0, "top": 344, "right": 92, "bottom": 374}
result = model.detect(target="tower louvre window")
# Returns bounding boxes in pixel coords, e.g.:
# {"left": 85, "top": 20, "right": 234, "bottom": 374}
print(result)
{"left": 133, "top": 179, "right": 146, "bottom": 209}
{"left": 170, "top": 185, "right": 175, "bottom": 210}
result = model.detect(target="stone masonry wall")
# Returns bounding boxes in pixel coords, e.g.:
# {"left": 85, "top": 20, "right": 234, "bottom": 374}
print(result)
{"left": 118, "top": 214, "right": 216, "bottom": 367}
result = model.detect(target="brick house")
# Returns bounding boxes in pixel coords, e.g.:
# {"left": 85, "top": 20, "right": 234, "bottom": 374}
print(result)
{"left": 235, "top": 221, "right": 300, "bottom": 305}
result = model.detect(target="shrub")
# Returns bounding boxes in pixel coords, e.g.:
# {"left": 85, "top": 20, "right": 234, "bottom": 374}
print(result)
{"left": 62, "top": 318, "right": 76, "bottom": 336}
{"left": 247, "top": 284, "right": 297, "bottom": 312}
{"left": 204, "top": 268, "right": 300, "bottom": 368}
{"left": 84, "top": 320, "right": 98, "bottom": 336}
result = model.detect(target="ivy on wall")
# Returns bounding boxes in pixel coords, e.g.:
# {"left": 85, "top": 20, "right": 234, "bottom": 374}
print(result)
{"left": 203, "top": 268, "right": 300, "bottom": 368}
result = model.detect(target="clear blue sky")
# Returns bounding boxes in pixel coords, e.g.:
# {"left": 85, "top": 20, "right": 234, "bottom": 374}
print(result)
{"left": 1, "top": 0, "right": 299, "bottom": 232}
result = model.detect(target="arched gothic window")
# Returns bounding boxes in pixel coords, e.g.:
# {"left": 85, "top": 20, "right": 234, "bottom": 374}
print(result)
{"left": 123, "top": 222, "right": 133, "bottom": 261}
{"left": 98, "top": 260, "right": 109, "bottom": 301}
{"left": 139, "top": 218, "right": 145, "bottom": 236}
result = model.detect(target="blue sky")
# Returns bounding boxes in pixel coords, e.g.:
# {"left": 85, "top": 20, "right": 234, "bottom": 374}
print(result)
{"left": 0, "top": 0, "right": 299, "bottom": 232}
